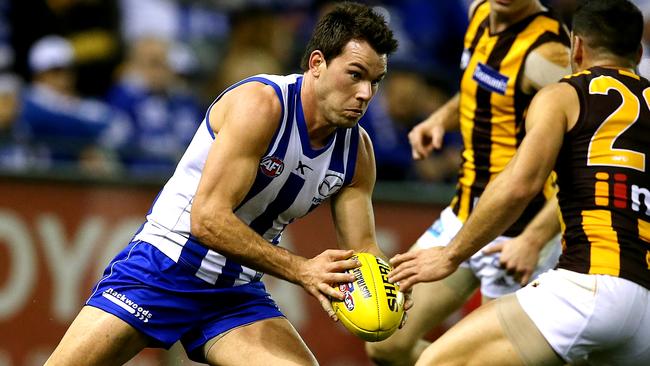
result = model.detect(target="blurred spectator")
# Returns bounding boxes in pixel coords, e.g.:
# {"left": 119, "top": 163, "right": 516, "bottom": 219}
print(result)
{"left": 17, "top": 35, "right": 128, "bottom": 175}
{"left": 9, "top": 0, "right": 122, "bottom": 97}
{"left": 206, "top": 8, "right": 287, "bottom": 99}
{"left": 360, "top": 67, "right": 462, "bottom": 181}
{"left": 0, "top": 0, "right": 13, "bottom": 70}
{"left": 379, "top": 0, "right": 468, "bottom": 90}
{"left": 0, "top": 72, "right": 50, "bottom": 171}
{"left": 106, "top": 36, "right": 202, "bottom": 177}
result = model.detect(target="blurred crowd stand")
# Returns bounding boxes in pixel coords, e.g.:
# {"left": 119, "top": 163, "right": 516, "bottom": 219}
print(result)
{"left": 0, "top": 0, "right": 475, "bottom": 183}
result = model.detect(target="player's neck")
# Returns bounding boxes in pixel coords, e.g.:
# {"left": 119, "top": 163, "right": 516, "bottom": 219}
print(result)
{"left": 490, "top": 1, "right": 544, "bottom": 33}
{"left": 300, "top": 74, "right": 335, "bottom": 149}
{"left": 582, "top": 54, "right": 637, "bottom": 73}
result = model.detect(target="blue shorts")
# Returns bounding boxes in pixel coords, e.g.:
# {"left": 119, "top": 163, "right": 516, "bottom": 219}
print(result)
{"left": 86, "top": 240, "right": 284, "bottom": 361}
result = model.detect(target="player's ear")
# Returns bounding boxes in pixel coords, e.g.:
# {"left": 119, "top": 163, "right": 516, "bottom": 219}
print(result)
{"left": 570, "top": 34, "right": 583, "bottom": 69}
{"left": 635, "top": 43, "right": 643, "bottom": 66}
{"left": 309, "top": 51, "right": 326, "bottom": 77}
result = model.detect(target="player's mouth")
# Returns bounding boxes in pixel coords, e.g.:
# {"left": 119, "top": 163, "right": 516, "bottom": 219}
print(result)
{"left": 494, "top": 0, "right": 513, "bottom": 6}
{"left": 344, "top": 108, "right": 363, "bottom": 118}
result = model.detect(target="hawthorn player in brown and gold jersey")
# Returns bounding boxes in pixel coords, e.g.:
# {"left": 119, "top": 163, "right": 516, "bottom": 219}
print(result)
{"left": 453, "top": 0, "right": 569, "bottom": 231}
{"left": 556, "top": 66, "right": 650, "bottom": 289}
{"left": 390, "top": 1, "right": 650, "bottom": 365}
{"left": 366, "top": 1, "right": 571, "bottom": 365}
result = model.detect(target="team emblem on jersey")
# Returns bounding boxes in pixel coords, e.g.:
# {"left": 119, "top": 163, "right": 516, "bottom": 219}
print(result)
{"left": 259, "top": 156, "right": 285, "bottom": 177}
{"left": 473, "top": 63, "right": 509, "bottom": 95}
{"left": 318, "top": 173, "right": 344, "bottom": 198}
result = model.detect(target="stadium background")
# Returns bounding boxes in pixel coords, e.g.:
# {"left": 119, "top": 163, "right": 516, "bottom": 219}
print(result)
{"left": 0, "top": 0, "right": 637, "bottom": 365}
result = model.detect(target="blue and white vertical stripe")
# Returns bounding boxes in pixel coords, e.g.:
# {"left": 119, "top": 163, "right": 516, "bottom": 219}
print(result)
{"left": 134, "top": 74, "right": 360, "bottom": 287}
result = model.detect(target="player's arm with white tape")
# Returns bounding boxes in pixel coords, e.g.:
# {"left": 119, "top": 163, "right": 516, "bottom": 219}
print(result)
{"left": 190, "top": 82, "right": 358, "bottom": 321}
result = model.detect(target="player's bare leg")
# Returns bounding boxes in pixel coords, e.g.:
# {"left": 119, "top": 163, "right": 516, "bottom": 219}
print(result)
{"left": 415, "top": 294, "right": 563, "bottom": 366}
{"left": 366, "top": 267, "right": 478, "bottom": 366}
{"left": 204, "top": 317, "right": 318, "bottom": 366}
{"left": 45, "top": 306, "right": 150, "bottom": 366}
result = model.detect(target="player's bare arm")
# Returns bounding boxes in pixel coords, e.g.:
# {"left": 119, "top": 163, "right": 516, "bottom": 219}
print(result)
{"left": 330, "top": 128, "right": 380, "bottom": 256}
{"left": 389, "top": 82, "right": 578, "bottom": 291}
{"left": 191, "top": 82, "right": 358, "bottom": 318}
{"left": 408, "top": 93, "right": 460, "bottom": 160}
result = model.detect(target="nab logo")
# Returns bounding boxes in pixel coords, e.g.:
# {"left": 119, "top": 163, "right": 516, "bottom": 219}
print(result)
{"left": 260, "top": 156, "right": 285, "bottom": 177}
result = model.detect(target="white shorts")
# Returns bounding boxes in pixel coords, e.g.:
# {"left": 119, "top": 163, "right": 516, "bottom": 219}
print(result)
{"left": 517, "top": 269, "right": 650, "bottom": 365}
{"left": 414, "top": 207, "right": 561, "bottom": 298}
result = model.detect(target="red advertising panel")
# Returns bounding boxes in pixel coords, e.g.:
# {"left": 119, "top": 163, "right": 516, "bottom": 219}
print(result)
{"left": 0, "top": 178, "right": 477, "bottom": 366}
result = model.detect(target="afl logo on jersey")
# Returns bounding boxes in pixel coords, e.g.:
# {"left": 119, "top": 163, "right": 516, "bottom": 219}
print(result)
{"left": 318, "top": 173, "right": 344, "bottom": 198}
{"left": 260, "top": 156, "right": 285, "bottom": 177}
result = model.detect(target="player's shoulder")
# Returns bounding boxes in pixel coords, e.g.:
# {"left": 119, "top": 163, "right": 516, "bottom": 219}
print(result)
{"left": 468, "top": 0, "right": 488, "bottom": 20}
{"left": 535, "top": 81, "right": 578, "bottom": 106}
{"left": 207, "top": 76, "right": 286, "bottom": 148}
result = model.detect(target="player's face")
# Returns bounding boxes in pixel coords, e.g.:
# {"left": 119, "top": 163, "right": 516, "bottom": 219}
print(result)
{"left": 316, "top": 39, "right": 387, "bottom": 128}
{"left": 489, "top": 0, "right": 536, "bottom": 17}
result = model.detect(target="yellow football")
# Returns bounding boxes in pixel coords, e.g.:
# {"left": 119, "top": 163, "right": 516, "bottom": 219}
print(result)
{"left": 332, "top": 252, "right": 405, "bottom": 342}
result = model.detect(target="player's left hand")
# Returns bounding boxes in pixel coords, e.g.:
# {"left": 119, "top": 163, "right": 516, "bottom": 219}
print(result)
{"left": 482, "top": 237, "right": 540, "bottom": 286}
{"left": 387, "top": 247, "right": 458, "bottom": 292}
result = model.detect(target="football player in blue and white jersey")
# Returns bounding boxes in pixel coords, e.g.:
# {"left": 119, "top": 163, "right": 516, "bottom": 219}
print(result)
{"left": 46, "top": 3, "right": 400, "bottom": 366}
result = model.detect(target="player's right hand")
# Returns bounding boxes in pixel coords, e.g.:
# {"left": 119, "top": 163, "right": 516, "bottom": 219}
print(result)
{"left": 408, "top": 115, "right": 446, "bottom": 160}
{"left": 297, "top": 249, "right": 360, "bottom": 321}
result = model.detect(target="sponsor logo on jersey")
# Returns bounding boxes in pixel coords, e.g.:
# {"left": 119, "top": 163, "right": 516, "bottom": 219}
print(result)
{"left": 259, "top": 156, "right": 285, "bottom": 177}
{"left": 318, "top": 173, "right": 344, "bottom": 198}
{"left": 295, "top": 160, "right": 313, "bottom": 175}
{"left": 594, "top": 172, "right": 650, "bottom": 217}
{"left": 473, "top": 63, "right": 509, "bottom": 95}
{"left": 102, "top": 288, "right": 153, "bottom": 323}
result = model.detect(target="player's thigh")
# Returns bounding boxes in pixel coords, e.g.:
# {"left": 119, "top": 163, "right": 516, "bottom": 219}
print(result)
{"left": 366, "top": 267, "right": 478, "bottom": 354}
{"left": 416, "top": 295, "right": 562, "bottom": 366}
{"left": 45, "top": 306, "right": 150, "bottom": 366}
{"left": 415, "top": 299, "right": 520, "bottom": 366}
{"left": 205, "top": 317, "right": 317, "bottom": 366}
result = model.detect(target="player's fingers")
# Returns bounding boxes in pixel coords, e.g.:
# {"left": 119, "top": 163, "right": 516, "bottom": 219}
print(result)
{"left": 389, "top": 251, "right": 417, "bottom": 266}
{"left": 520, "top": 271, "right": 532, "bottom": 286}
{"left": 319, "top": 282, "right": 344, "bottom": 300}
{"left": 403, "top": 294, "right": 414, "bottom": 311}
{"left": 431, "top": 128, "right": 444, "bottom": 150}
{"left": 328, "top": 272, "right": 355, "bottom": 285}
{"left": 482, "top": 242, "right": 504, "bottom": 255}
{"left": 324, "top": 249, "right": 355, "bottom": 261}
{"left": 397, "top": 276, "right": 417, "bottom": 292}
{"left": 315, "top": 292, "right": 337, "bottom": 321}
{"left": 387, "top": 264, "right": 416, "bottom": 284}
{"left": 329, "top": 258, "right": 361, "bottom": 272}
{"left": 411, "top": 148, "right": 424, "bottom": 160}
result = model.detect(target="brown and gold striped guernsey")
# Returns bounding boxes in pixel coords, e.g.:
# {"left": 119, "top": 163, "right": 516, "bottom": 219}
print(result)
{"left": 557, "top": 67, "right": 650, "bottom": 289}
{"left": 452, "top": 1, "right": 569, "bottom": 236}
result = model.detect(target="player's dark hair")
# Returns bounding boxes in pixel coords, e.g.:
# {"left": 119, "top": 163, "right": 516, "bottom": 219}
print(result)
{"left": 572, "top": 0, "right": 643, "bottom": 60}
{"left": 300, "top": 2, "right": 398, "bottom": 71}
